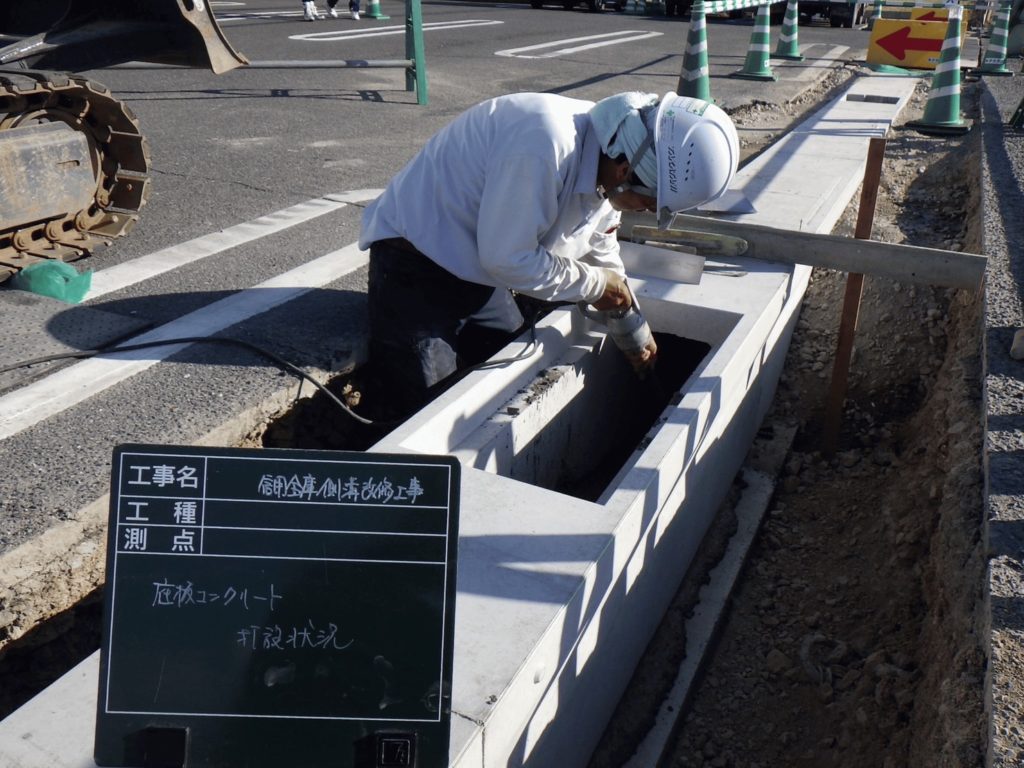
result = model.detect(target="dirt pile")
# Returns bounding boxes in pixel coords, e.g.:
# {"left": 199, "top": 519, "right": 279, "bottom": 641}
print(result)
{"left": 591, "top": 80, "right": 988, "bottom": 768}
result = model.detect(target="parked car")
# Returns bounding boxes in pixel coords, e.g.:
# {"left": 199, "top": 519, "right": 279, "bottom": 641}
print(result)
{"left": 798, "top": 0, "right": 865, "bottom": 27}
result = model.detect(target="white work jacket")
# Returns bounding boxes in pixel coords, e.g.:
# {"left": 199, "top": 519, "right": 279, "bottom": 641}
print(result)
{"left": 359, "top": 93, "right": 625, "bottom": 304}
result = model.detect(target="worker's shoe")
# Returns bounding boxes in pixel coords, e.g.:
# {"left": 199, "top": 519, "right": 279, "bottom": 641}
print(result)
{"left": 303, "top": 1, "right": 316, "bottom": 19}
{"left": 328, "top": 6, "right": 339, "bottom": 16}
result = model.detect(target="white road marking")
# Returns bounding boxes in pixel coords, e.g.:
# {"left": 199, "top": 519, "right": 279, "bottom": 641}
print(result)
{"left": 288, "top": 19, "right": 503, "bottom": 40}
{"left": 0, "top": 243, "right": 371, "bottom": 442}
{"left": 217, "top": 10, "right": 306, "bottom": 21}
{"left": 496, "top": 30, "right": 662, "bottom": 59}
{"left": 88, "top": 189, "right": 380, "bottom": 299}
{"left": 778, "top": 44, "right": 851, "bottom": 80}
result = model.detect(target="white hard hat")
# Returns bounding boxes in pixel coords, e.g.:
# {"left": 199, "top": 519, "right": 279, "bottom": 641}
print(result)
{"left": 652, "top": 93, "right": 739, "bottom": 226}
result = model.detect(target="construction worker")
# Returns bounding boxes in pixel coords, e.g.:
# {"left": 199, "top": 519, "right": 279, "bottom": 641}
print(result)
{"left": 359, "top": 91, "right": 739, "bottom": 419}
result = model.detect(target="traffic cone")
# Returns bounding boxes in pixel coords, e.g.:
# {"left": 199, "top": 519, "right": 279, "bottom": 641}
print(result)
{"left": 364, "top": 0, "right": 389, "bottom": 19}
{"left": 732, "top": 4, "right": 777, "bottom": 81}
{"left": 908, "top": 4, "right": 971, "bottom": 135}
{"left": 868, "top": 0, "right": 883, "bottom": 30}
{"left": 975, "top": 0, "right": 1014, "bottom": 76}
{"left": 774, "top": 0, "right": 804, "bottom": 60}
{"left": 677, "top": 1, "right": 712, "bottom": 100}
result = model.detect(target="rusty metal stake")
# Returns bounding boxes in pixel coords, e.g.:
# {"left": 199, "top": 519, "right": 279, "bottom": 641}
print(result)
{"left": 821, "top": 136, "right": 887, "bottom": 458}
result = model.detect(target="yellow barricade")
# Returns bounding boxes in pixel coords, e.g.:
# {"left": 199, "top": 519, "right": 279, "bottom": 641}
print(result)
{"left": 867, "top": 18, "right": 947, "bottom": 68}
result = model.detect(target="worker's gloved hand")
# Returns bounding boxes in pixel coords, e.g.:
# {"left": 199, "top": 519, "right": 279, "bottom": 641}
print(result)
{"left": 591, "top": 269, "right": 631, "bottom": 311}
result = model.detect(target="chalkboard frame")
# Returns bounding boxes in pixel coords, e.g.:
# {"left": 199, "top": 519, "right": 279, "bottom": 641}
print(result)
{"left": 94, "top": 444, "right": 460, "bottom": 768}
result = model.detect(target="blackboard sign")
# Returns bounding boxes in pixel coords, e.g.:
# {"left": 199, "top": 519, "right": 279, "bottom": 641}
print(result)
{"left": 95, "top": 444, "right": 460, "bottom": 768}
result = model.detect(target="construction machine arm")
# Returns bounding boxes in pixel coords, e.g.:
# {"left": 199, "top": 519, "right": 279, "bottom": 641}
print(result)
{"left": 0, "top": 0, "right": 247, "bottom": 73}
{"left": 0, "top": 0, "right": 248, "bottom": 283}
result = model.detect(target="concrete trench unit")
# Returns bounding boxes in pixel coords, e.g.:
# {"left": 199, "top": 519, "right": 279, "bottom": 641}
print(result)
{"left": 367, "top": 74, "right": 918, "bottom": 767}
{"left": 372, "top": 241, "right": 802, "bottom": 767}
{"left": 0, "top": 74, "right": 917, "bottom": 768}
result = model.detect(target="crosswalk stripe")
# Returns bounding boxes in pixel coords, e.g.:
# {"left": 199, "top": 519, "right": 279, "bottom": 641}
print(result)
{"left": 496, "top": 30, "right": 663, "bottom": 59}
{"left": 288, "top": 19, "right": 502, "bottom": 40}
{"left": 88, "top": 189, "right": 379, "bottom": 299}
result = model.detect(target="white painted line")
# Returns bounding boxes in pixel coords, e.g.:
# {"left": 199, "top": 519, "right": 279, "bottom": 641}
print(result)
{"left": 289, "top": 19, "right": 502, "bottom": 40}
{"left": 218, "top": 10, "right": 304, "bottom": 21}
{"left": 87, "top": 189, "right": 380, "bottom": 299}
{"left": 496, "top": 30, "right": 663, "bottom": 59}
{"left": 0, "top": 244, "right": 370, "bottom": 442}
{"left": 776, "top": 44, "right": 850, "bottom": 81}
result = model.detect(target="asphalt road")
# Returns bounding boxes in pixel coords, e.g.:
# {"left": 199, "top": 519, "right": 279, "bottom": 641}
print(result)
{"left": 0, "top": 0, "right": 871, "bottom": 559}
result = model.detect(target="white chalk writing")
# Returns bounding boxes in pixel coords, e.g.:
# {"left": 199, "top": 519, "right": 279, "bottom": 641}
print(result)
{"left": 256, "top": 473, "right": 426, "bottom": 504}
{"left": 152, "top": 579, "right": 282, "bottom": 610}
{"left": 236, "top": 621, "right": 354, "bottom": 651}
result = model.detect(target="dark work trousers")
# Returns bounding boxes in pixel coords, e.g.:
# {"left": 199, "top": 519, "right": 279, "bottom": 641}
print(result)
{"left": 367, "top": 239, "right": 525, "bottom": 418}
{"left": 326, "top": 0, "right": 361, "bottom": 11}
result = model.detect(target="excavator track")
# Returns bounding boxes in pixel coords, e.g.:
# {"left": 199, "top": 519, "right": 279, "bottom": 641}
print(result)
{"left": 0, "top": 68, "right": 150, "bottom": 283}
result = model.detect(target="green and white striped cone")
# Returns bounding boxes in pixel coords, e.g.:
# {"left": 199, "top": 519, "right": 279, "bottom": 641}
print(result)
{"left": 732, "top": 3, "right": 777, "bottom": 80}
{"left": 364, "top": 0, "right": 390, "bottom": 19}
{"left": 677, "top": 1, "right": 713, "bottom": 100}
{"left": 869, "top": 0, "right": 883, "bottom": 29}
{"left": 774, "top": 0, "right": 804, "bottom": 60}
{"left": 908, "top": 4, "right": 971, "bottom": 135}
{"left": 976, "top": 0, "right": 1014, "bottom": 75}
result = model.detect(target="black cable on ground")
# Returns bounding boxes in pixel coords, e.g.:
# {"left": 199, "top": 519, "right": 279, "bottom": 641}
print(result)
{"left": 0, "top": 318, "right": 544, "bottom": 427}
{"left": 0, "top": 336, "right": 379, "bottom": 426}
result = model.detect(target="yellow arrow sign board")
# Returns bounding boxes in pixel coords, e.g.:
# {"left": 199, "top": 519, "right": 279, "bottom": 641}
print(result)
{"left": 868, "top": 19, "right": 947, "bottom": 69}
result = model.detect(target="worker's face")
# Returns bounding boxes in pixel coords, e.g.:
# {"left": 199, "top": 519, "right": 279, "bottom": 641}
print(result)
{"left": 600, "top": 158, "right": 657, "bottom": 213}
{"left": 608, "top": 187, "right": 657, "bottom": 213}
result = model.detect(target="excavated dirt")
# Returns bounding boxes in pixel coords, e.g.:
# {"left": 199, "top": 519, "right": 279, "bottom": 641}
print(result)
{"left": 589, "top": 77, "right": 988, "bottom": 768}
